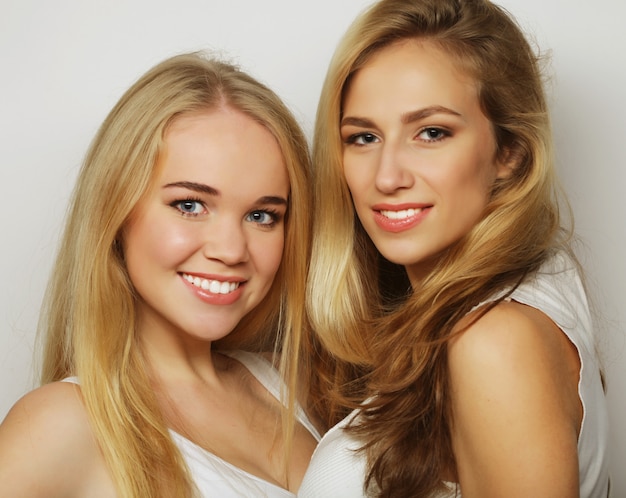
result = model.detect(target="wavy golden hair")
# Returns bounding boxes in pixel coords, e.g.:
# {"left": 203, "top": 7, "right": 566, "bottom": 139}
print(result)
{"left": 307, "top": 0, "right": 572, "bottom": 495}
{"left": 39, "top": 52, "right": 312, "bottom": 497}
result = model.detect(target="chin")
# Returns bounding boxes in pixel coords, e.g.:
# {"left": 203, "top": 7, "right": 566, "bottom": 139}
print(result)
{"left": 379, "top": 248, "right": 423, "bottom": 267}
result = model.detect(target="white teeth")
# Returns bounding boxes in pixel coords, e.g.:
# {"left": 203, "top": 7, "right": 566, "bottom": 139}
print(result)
{"left": 183, "top": 273, "right": 239, "bottom": 294}
{"left": 380, "top": 208, "right": 423, "bottom": 220}
{"left": 209, "top": 280, "right": 220, "bottom": 294}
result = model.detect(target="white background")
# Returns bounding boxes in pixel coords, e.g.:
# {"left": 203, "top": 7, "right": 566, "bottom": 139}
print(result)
{"left": 1, "top": 0, "right": 624, "bottom": 494}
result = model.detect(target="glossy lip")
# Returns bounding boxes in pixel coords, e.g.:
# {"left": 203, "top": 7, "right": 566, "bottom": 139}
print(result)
{"left": 179, "top": 272, "right": 246, "bottom": 306}
{"left": 371, "top": 202, "right": 432, "bottom": 233}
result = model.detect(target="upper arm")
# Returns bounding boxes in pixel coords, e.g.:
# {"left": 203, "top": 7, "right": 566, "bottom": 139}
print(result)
{"left": 448, "top": 301, "right": 582, "bottom": 498}
{"left": 0, "top": 382, "right": 103, "bottom": 497}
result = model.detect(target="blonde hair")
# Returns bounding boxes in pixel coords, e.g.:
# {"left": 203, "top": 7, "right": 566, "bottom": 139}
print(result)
{"left": 39, "top": 52, "right": 312, "bottom": 497}
{"left": 308, "top": 0, "right": 572, "bottom": 495}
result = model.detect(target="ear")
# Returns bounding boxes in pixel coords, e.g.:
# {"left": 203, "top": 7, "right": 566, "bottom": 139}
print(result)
{"left": 495, "top": 144, "right": 523, "bottom": 179}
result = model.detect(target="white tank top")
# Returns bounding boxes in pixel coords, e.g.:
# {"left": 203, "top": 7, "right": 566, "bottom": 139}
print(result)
{"left": 64, "top": 350, "right": 321, "bottom": 497}
{"left": 298, "top": 251, "right": 609, "bottom": 497}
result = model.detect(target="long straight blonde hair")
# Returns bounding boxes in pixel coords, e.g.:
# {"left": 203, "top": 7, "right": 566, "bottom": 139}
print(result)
{"left": 39, "top": 52, "right": 312, "bottom": 497}
{"left": 308, "top": 0, "right": 573, "bottom": 495}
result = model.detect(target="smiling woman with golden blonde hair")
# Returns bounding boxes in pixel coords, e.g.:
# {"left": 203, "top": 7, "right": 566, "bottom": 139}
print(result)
{"left": 0, "top": 52, "right": 318, "bottom": 497}
{"left": 302, "top": 1, "right": 609, "bottom": 497}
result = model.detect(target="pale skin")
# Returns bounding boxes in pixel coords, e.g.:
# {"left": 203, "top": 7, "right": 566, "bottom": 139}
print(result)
{"left": 0, "top": 107, "right": 317, "bottom": 496}
{"left": 342, "top": 39, "right": 582, "bottom": 497}
{"left": 0, "top": 382, "right": 116, "bottom": 497}
{"left": 448, "top": 302, "right": 581, "bottom": 497}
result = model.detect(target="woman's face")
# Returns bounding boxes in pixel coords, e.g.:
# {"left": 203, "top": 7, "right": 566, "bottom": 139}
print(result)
{"left": 123, "top": 107, "right": 289, "bottom": 346}
{"left": 341, "top": 39, "right": 510, "bottom": 284}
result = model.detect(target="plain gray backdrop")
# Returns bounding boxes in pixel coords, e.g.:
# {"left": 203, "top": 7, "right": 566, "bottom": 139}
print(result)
{"left": 1, "top": 0, "right": 624, "bottom": 494}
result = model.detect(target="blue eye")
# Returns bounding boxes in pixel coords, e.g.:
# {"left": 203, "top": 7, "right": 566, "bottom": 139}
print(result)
{"left": 172, "top": 199, "right": 205, "bottom": 216}
{"left": 246, "top": 210, "right": 280, "bottom": 227}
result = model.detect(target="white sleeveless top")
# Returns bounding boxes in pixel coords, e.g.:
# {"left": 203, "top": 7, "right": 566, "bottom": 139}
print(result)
{"left": 298, "top": 252, "right": 609, "bottom": 497}
{"left": 64, "top": 350, "right": 321, "bottom": 497}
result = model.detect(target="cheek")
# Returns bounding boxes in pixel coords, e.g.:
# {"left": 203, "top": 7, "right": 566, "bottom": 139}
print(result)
{"left": 343, "top": 161, "right": 368, "bottom": 202}
{"left": 343, "top": 151, "right": 360, "bottom": 181}
{"left": 253, "top": 232, "right": 285, "bottom": 279}
{"left": 438, "top": 167, "right": 492, "bottom": 229}
{"left": 125, "top": 216, "right": 197, "bottom": 270}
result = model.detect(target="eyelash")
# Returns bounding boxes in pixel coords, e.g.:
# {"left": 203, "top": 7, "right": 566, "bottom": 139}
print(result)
{"left": 417, "top": 127, "right": 450, "bottom": 142}
{"left": 344, "top": 132, "right": 378, "bottom": 146}
{"left": 170, "top": 198, "right": 282, "bottom": 227}
{"left": 344, "top": 127, "right": 451, "bottom": 145}
{"left": 246, "top": 209, "right": 282, "bottom": 228}
{"left": 170, "top": 197, "right": 206, "bottom": 217}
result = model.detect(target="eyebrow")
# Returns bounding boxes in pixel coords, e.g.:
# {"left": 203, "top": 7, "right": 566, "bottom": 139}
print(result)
{"left": 164, "top": 181, "right": 219, "bottom": 195}
{"left": 401, "top": 105, "right": 461, "bottom": 124}
{"left": 163, "top": 181, "right": 288, "bottom": 206}
{"left": 340, "top": 105, "right": 461, "bottom": 128}
{"left": 256, "top": 196, "right": 288, "bottom": 207}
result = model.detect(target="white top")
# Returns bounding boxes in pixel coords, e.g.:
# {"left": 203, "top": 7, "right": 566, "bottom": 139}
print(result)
{"left": 298, "top": 252, "right": 609, "bottom": 498}
{"left": 63, "top": 350, "right": 321, "bottom": 498}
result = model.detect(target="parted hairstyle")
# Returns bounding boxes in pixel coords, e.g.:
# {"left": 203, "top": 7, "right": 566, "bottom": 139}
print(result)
{"left": 38, "top": 52, "right": 312, "bottom": 497}
{"left": 307, "top": 0, "right": 573, "bottom": 496}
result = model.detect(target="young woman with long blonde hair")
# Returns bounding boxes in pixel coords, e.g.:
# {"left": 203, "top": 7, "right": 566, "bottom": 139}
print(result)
{"left": 0, "top": 52, "right": 319, "bottom": 497}
{"left": 301, "top": 1, "right": 609, "bottom": 496}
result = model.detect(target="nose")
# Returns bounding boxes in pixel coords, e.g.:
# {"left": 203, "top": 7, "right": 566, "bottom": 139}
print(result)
{"left": 374, "top": 143, "right": 414, "bottom": 194}
{"left": 202, "top": 217, "right": 249, "bottom": 266}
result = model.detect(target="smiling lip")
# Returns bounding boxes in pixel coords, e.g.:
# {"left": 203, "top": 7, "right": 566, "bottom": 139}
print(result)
{"left": 180, "top": 272, "right": 245, "bottom": 305}
{"left": 372, "top": 203, "right": 432, "bottom": 233}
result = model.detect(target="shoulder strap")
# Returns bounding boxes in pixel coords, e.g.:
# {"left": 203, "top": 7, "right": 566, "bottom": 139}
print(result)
{"left": 222, "top": 350, "right": 322, "bottom": 441}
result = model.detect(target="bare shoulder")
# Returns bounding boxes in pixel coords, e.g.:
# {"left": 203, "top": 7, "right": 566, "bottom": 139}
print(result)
{"left": 0, "top": 382, "right": 109, "bottom": 497}
{"left": 0, "top": 381, "right": 89, "bottom": 453}
{"left": 449, "top": 300, "right": 580, "bottom": 384}
{"left": 448, "top": 301, "right": 582, "bottom": 497}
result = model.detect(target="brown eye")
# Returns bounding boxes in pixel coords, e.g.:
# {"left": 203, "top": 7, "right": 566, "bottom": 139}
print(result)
{"left": 347, "top": 133, "right": 380, "bottom": 145}
{"left": 417, "top": 127, "right": 449, "bottom": 142}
